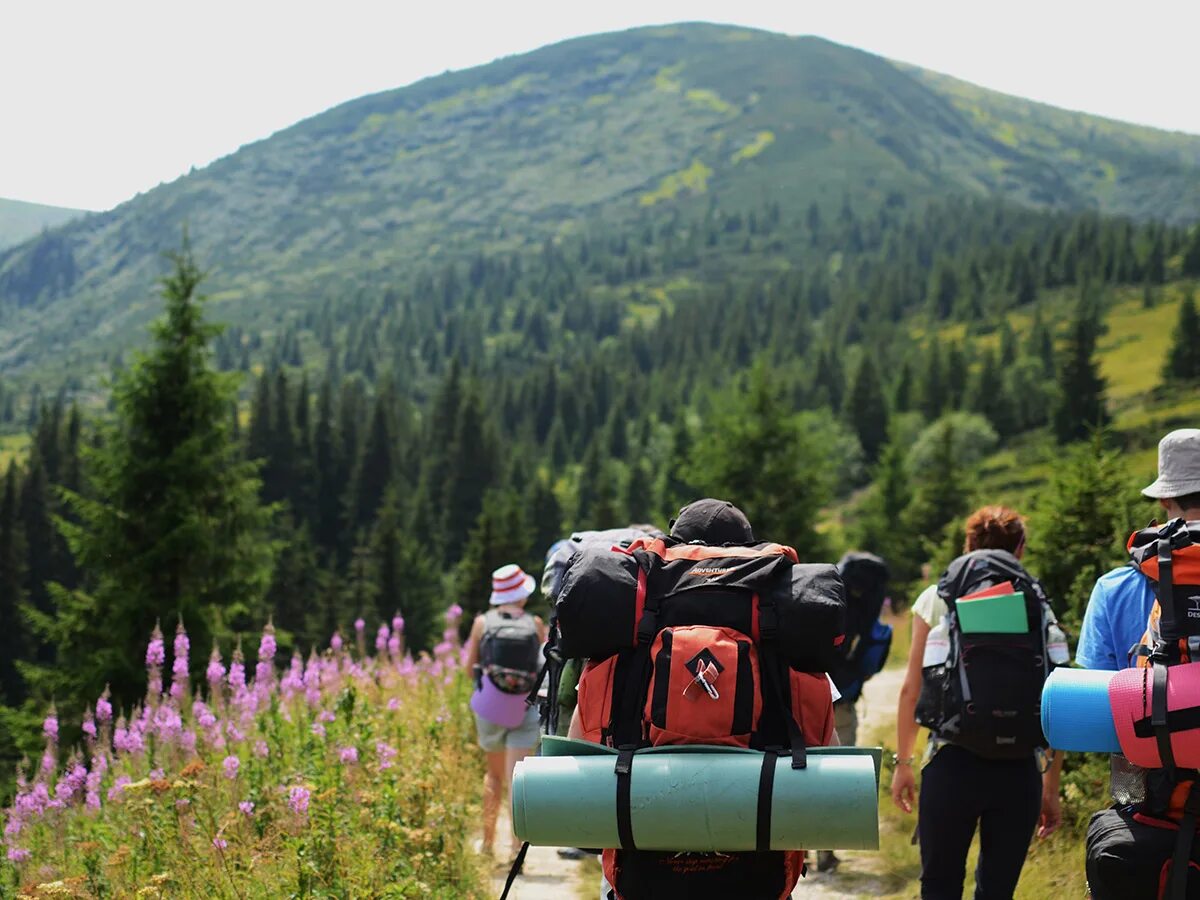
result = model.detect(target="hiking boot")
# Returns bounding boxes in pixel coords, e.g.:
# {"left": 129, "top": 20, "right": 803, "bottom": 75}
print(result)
{"left": 557, "top": 847, "right": 588, "bottom": 861}
{"left": 817, "top": 850, "right": 840, "bottom": 873}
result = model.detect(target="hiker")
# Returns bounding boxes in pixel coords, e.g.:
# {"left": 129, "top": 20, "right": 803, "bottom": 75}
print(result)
{"left": 1080, "top": 430, "right": 1200, "bottom": 899}
{"left": 891, "top": 505, "right": 1066, "bottom": 900}
{"left": 817, "top": 551, "right": 893, "bottom": 873}
{"left": 1077, "top": 430, "right": 1200, "bottom": 672}
{"left": 562, "top": 498, "right": 844, "bottom": 900}
{"left": 464, "top": 563, "right": 546, "bottom": 859}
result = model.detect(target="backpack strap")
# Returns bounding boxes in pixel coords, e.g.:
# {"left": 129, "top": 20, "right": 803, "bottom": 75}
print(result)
{"left": 1153, "top": 660, "right": 1178, "bottom": 775}
{"left": 1167, "top": 781, "right": 1200, "bottom": 900}
{"left": 757, "top": 589, "right": 807, "bottom": 770}
{"left": 498, "top": 841, "right": 529, "bottom": 900}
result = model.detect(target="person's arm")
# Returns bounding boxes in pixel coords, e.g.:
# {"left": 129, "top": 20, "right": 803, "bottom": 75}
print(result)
{"left": 1075, "top": 578, "right": 1116, "bottom": 670}
{"left": 464, "top": 615, "right": 485, "bottom": 674}
{"left": 1038, "top": 749, "right": 1065, "bottom": 838}
{"left": 534, "top": 615, "right": 547, "bottom": 645}
{"left": 567, "top": 704, "right": 583, "bottom": 740}
{"left": 891, "top": 612, "right": 930, "bottom": 814}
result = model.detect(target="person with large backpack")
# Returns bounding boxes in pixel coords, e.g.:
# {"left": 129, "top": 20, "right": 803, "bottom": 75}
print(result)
{"left": 1081, "top": 430, "right": 1200, "bottom": 899}
{"left": 560, "top": 498, "right": 845, "bottom": 900}
{"left": 816, "top": 551, "right": 893, "bottom": 873}
{"left": 891, "top": 506, "right": 1067, "bottom": 899}
{"left": 464, "top": 563, "right": 546, "bottom": 859}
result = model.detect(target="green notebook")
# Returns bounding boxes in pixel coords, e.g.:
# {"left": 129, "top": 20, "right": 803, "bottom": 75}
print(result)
{"left": 956, "top": 591, "right": 1027, "bottom": 633}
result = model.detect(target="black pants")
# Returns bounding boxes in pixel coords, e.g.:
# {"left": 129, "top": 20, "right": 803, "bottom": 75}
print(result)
{"left": 918, "top": 744, "right": 1042, "bottom": 900}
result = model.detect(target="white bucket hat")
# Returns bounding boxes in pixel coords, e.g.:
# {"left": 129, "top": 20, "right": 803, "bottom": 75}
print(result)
{"left": 1142, "top": 429, "right": 1200, "bottom": 499}
{"left": 489, "top": 563, "right": 536, "bottom": 606}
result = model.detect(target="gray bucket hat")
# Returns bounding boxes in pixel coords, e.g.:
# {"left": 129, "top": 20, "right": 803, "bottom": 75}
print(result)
{"left": 1142, "top": 429, "right": 1200, "bottom": 499}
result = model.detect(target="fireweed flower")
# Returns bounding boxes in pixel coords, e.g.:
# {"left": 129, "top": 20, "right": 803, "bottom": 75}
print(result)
{"left": 206, "top": 646, "right": 226, "bottom": 691}
{"left": 171, "top": 623, "right": 190, "bottom": 699}
{"left": 107, "top": 775, "right": 132, "bottom": 801}
{"left": 310, "top": 723, "right": 326, "bottom": 738}
{"left": 254, "top": 740, "right": 269, "bottom": 759}
{"left": 392, "top": 614, "right": 404, "bottom": 634}
{"left": 339, "top": 746, "right": 358, "bottom": 764}
{"left": 7, "top": 847, "right": 30, "bottom": 863}
{"left": 43, "top": 709, "right": 59, "bottom": 743}
{"left": 212, "top": 837, "right": 228, "bottom": 851}
{"left": 81, "top": 711, "right": 97, "bottom": 740}
{"left": 222, "top": 756, "right": 240, "bottom": 780}
{"left": 146, "top": 624, "right": 166, "bottom": 668}
{"left": 255, "top": 624, "right": 277, "bottom": 687}
{"left": 95, "top": 689, "right": 113, "bottom": 724}
{"left": 388, "top": 634, "right": 401, "bottom": 658}
{"left": 288, "top": 785, "right": 310, "bottom": 816}
{"left": 330, "top": 631, "right": 343, "bottom": 652}
{"left": 354, "top": 618, "right": 365, "bottom": 634}
{"left": 376, "top": 741, "right": 398, "bottom": 770}
{"left": 239, "top": 800, "right": 255, "bottom": 816}
{"left": 375, "top": 624, "right": 389, "bottom": 653}
{"left": 445, "top": 603, "right": 463, "bottom": 623}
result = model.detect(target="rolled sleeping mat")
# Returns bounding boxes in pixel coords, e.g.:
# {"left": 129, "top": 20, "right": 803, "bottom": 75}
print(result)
{"left": 1040, "top": 667, "right": 1121, "bottom": 753}
{"left": 511, "top": 745, "right": 879, "bottom": 852}
{"left": 1109, "top": 662, "right": 1200, "bottom": 769}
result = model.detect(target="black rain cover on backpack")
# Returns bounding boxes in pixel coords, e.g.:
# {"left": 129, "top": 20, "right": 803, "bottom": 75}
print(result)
{"left": 480, "top": 609, "right": 541, "bottom": 694}
{"left": 830, "top": 552, "right": 892, "bottom": 703}
{"left": 916, "top": 549, "right": 1051, "bottom": 759}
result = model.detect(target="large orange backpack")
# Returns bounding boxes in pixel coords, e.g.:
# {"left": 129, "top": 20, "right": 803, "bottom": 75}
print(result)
{"left": 1088, "top": 520, "right": 1200, "bottom": 900}
{"left": 559, "top": 537, "right": 844, "bottom": 900}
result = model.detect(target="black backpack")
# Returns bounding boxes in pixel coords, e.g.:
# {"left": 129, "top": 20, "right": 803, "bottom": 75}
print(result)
{"left": 480, "top": 609, "right": 541, "bottom": 694}
{"left": 916, "top": 549, "right": 1052, "bottom": 759}
{"left": 830, "top": 552, "right": 892, "bottom": 703}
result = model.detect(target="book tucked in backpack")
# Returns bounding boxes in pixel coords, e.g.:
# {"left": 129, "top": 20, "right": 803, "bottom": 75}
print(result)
{"left": 1086, "top": 519, "right": 1200, "bottom": 900}
{"left": 830, "top": 552, "right": 893, "bottom": 705}
{"left": 556, "top": 535, "right": 845, "bottom": 900}
{"left": 916, "top": 548, "right": 1063, "bottom": 760}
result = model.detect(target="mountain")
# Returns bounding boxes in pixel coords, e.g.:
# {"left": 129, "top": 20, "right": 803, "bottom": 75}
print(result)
{"left": 1, "top": 22, "right": 1199, "bottom": 389}
{"left": 0, "top": 198, "right": 85, "bottom": 252}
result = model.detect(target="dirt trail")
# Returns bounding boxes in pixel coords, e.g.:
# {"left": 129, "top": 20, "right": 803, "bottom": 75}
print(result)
{"left": 799, "top": 665, "right": 906, "bottom": 898}
{"left": 487, "top": 801, "right": 587, "bottom": 900}
{"left": 487, "top": 668, "right": 909, "bottom": 899}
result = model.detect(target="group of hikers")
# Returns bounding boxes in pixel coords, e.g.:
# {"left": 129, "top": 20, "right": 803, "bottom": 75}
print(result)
{"left": 462, "top": 427, "right": 1200, "bottom": 899}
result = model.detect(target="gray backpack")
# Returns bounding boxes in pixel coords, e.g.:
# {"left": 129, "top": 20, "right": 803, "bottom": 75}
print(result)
{"left": 480, "top": 609, "right": 540, "bottom": 694}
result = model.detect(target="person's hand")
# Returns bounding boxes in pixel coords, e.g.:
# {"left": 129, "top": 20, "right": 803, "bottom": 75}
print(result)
{"left": 891, "top": 763, "right": 916, "bottom": 814}
{"left": 1038, "top": 790, "right": 1063, "bottom": 839}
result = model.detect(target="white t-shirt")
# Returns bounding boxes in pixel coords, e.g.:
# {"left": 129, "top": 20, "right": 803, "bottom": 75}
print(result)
{"left": 912, "top": 583, "right": 947, "bottom": 629}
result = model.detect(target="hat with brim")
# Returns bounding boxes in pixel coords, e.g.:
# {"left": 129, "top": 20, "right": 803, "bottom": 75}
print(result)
{"left": 1142, "top": 429, "right": 1200, "bottom": 499}
{"left": 489, "top": 564, "right": 537, "bottom": 606}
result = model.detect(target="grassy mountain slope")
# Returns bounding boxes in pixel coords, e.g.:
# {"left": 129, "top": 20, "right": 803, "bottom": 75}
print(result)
{"left": 1, "top": 23, "right": 1199, "bottom": 387}
{"left": 0, "top": 198, "right": 84, "bottom": 251}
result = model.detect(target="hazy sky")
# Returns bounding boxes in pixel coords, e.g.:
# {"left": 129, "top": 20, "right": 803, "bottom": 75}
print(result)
{"left": 4, "top": 0, "right": 1198, "bottom": 211}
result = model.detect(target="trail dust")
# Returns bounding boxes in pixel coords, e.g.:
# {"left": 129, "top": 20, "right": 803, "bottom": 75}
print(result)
{"left": 487, "top": 668, "right": 908, "bottom": 899}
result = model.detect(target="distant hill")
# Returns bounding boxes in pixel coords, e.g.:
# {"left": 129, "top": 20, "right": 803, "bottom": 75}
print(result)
{"left": 1, "top": 22, "right": 1199, "bottom": 387}
{"left": 0, "top": 198, "right": 85, "bottom": 252}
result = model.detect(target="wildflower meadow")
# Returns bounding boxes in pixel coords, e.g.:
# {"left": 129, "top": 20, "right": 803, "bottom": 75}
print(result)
{"left": 2, "top": 606, "right": 487, "bottom": 898}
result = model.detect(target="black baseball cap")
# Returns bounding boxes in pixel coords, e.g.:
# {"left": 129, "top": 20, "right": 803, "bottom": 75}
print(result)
{"left": 670, "top": 498, "right": 754, "bottom": 544}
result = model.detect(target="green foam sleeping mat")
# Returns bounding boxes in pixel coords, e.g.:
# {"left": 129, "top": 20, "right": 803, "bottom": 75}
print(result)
{"left": 513, "top": 738, "right": 880, "bottom": 852}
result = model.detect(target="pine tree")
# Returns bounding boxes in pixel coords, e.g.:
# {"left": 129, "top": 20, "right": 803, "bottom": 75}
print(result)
{"left": 1053, "top": 290, "right": 1110, "bottom": 443}
{"left": 350, "top": 392, "right": 393, "bottom": 531}
{"left": 454, "top": 489, "right": 533, "bottom": 621}
{"left": 845, "top": 352, "right": 889, "bottom": 463}
{"left": 440, "top": 382, "right": 498, "bottom": 558}
{"left": 312, "top": 378, "right": 343, "bottom": 559}
{"left": 917, "top": 338, "right": 946, "bottom": 421}
{"left": 1026, "top": 432, "right": 1139, "bottom": 625}
{"left": 263, "top": 516, "right": 326, "bottom": 654}
{"left": 688, "top": 361, "right": 831, "bottom": 557}
{"left": 1183, "top": 228, "right": 1200, "bottom": 278}
{"left": 0, "top": 464, "right": 26, "bottom": 704}
{"left": 40, "top": 244, "right": 276, "bottom": 712}
{"left": 524, "top": 472, "right": 563, "bottom": 561}
{"left": 854, "top": 434, "right": 920, "bottom": 595}
{"left": 1163, "top": 291, "right": 1200, "bottom": 383}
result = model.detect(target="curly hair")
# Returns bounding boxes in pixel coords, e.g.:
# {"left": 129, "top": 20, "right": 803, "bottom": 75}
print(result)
{"left": 964, "top": 505, "right": 1026, "bottom": 554}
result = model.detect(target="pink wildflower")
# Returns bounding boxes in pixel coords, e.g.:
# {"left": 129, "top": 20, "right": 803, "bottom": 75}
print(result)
{"left": 222, "top": 755, "right": 240, "bottom": 780}
{"left": 206, "top": 645, "right": 226, "bottom": 689}
{"left": 392, "top": 614, "right": 405, "bottom": 633}
{"left": 95, "top": 689, "right": 113, "bottom": 724}
{"left": 7, "top": 847, "right": 30, "bottom": 863}
{"left": 330, "top": 631, "right": 343, "bottom": 652}
{"left": 81, "top": 711, "right": 96, "bottom": 740}
{"left": 354, "top": 618, "right": 365, "bottom": 633}
{"left": 43, "top": 710, "right": 58, "bottom": 742}
{"left": 107, "top": 775, "right": 132, "bottom": 801}
{"left": 146, "top": 623, "right": 166, "bottom": 668}
{"left": 254, "top": 740, "right": 269, "bottom": 759}
{"left": 388, "top": 635, "right": 401, "bottom": 657}
{"left": 239, "top": 800, "right": 255, "bottom": 816}
{"left": 288, "top": 785, "right": 310, "bottom": 816}
{"left": 387, "top": 697, "right": 401, "bottom": 712}
{"left": 375, "top": 624, "right": 389, "bottom": 653}
{"left": 311, "top": 723, "right": 326, "bottom": 738}
{"left": 376, "top": 741, "right": 398, "bottom": 770}
{"left": 212, "top": 837, "right": 228, "bottom": 851}
{"left": 339, "top": 746, "right": 358, "bottom": 764}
